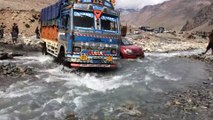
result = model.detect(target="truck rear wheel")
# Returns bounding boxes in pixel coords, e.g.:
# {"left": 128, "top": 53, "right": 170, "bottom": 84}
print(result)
{"left": 42, "top": 42, "right": 47, "bottom": 55}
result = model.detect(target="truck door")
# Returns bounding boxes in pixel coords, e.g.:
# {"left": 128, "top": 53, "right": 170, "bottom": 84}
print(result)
{"left": 60, "top": 13, "right": 72, "bottom": 53}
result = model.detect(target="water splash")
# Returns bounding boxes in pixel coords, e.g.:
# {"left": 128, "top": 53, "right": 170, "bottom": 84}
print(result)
{"left": 145, "top": 66, "right": 182, "bottom": 81}
{"left": 146, "top": 49, "right": 203, "bottom": 58}
{"left": 16, "top": 55, "right": 53, "bottom": 64}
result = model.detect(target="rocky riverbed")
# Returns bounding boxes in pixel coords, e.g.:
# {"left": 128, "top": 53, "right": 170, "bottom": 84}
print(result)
{"left": 0, "top": 35, "right": 42, "bottom": 51}
{"left": 127, "top": 32, "right": 208, "bottom": 53}
{"left": 165, "top": 78, "right": 213, "bottom": 120}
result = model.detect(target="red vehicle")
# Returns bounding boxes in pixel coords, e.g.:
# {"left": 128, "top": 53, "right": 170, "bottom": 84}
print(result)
{"left": 120, "top": 38, "right": 145, "bottom": 59}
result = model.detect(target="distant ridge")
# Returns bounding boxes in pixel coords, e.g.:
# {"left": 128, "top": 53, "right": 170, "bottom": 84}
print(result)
{"left": 120, "top": 0, "right": 212, "bottom": 31}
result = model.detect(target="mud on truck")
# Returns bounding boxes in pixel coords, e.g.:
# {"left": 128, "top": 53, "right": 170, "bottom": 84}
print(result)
{"left": 40, "top": 0, "right": 121, "bottom": 68}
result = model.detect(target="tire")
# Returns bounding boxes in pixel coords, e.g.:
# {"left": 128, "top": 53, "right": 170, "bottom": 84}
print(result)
{"left": 56, "top": 47, "right": 71, "bottom": 67}
{"left": 120, "top": 52, "right": 124, "bottom": 59}
{"left": 42, "top": 42, "right": 47, "bottom": 55}
{"left": 56, "top": 47, "right": 65, "bottom": 64}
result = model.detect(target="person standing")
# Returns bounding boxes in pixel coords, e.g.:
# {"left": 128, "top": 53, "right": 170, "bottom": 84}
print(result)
{"left": 0, "top": 25, "right": 3, "bottom": 39}
{"left": 35, "top": 27, "right": 40, "bottom": 39}
{"left": 202, "top": 30, "right": 213, "bottom": 55}
{"left": 0, "top": 23, "right": 6, "bottom": 39}
{"left": 12, "top": 23, "right": 19, "bottom": 35}
{"left": 11, "top": 23, "right": 19, "bottom": 44}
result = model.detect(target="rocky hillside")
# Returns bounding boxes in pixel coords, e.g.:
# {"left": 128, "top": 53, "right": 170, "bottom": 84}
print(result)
{"left": 0, "top": 0, "right": 56, "bottom": 11}
{"left": 121, "top": 0, "right": 212, "bottom": 31}
{"left": 0, "top": 0, "right": 57, "bottom": 36}
{"left": 181, "top": 3, "right": 213, "bottom": 31}
{"left": 0, "top": 9, "right": 40, "bottom": 36}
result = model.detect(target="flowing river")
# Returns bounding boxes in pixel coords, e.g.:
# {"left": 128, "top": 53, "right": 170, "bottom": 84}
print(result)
{"left": 0, "top": 48, "right": 211, "bottom": 120}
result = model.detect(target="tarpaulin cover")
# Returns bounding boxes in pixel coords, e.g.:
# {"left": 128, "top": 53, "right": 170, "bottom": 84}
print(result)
{"left": 40, "top": 1, "right": 61, "bottom": 21}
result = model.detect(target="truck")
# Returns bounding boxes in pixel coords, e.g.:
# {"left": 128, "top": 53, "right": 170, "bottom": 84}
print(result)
{"left": 40, "top": 0, "right": 120, "bottom": 68}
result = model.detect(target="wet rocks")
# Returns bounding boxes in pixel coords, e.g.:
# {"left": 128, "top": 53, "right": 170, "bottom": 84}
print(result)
{"left": 0, "top": 63, "right": 33, "bottom": 77}
{"left": 0, "top": 38, "right": 42, "bottom": 52}
{"left": 0, "top": 52, "right": 23, "bottom": 60}
{"left": 188, "top": 54, "right": 213, "bottom": 63}
{"left": 0, "top": 52, "right": 13, "bottom": 60}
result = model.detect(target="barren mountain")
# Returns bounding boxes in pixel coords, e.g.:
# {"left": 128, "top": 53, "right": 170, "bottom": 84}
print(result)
{"left": 1, "top": 0, "right": 212, "bottom": 36}
{"left": 182, "top": 3, "right": 213, "bottom": 31}
{"left": 121, "top": 0, "right": 212, "bottom": 31}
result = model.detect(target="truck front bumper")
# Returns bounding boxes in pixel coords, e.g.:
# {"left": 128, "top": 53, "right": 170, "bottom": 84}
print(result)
{"left": 71, "top": 63, "right": 117, "bottom": 68}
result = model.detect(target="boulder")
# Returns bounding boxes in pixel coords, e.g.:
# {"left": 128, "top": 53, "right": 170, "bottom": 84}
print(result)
{"left": 0, "top": 53, "right": 13, "bottom": 60}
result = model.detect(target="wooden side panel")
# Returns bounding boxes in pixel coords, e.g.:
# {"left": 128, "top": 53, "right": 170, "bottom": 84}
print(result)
{"left": 41, "top": 26, "right": 58, "bottom": 41}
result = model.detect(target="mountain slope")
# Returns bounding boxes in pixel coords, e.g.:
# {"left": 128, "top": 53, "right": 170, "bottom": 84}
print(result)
{"left": 181, "top": 3, "right": 213, "bottom": 31}
{"left": 0, "top": 0, "right": 57, "bottom": 11}
{"left": 121, "top": 0, "right": 212, "bottom": 30}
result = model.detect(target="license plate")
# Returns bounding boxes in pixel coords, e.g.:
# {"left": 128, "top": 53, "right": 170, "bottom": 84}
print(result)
{"left": 106, "top": 56, "right": 113, "bottom": 61}
{"left": 80, "top": 55, "right": 88, "bottom": 61}
{"left": 93, "top": 59, "right": 101, "bottom": 63}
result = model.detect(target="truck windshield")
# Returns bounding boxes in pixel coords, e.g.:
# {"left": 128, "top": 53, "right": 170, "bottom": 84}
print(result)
{"left": 73, "top": 11, "right": 94, "bottom": 29}
{"left": 101, "top": 15, "right": 118, "bottom": 32}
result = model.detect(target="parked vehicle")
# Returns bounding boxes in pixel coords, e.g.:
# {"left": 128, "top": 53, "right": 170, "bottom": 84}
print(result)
{"left": 120, "top": 38, "right": 144, "bottom": 59}
{"left": 158, "top": 27, "right": 165, "bottom": 33}
{"left": 40, "top": 0, "right": 121, "bottom": 68}
{"left": 139, "top": 26, "right": 154, "bottom": 32}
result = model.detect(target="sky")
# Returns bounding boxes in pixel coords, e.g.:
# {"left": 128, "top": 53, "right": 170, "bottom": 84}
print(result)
{"left": 116, "top": 0, "right": 169, "bottom": 9}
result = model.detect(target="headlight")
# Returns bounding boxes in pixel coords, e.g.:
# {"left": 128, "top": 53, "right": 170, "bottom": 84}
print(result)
{"left": 73, "top": 47, "right": 81, "bottom": 52}
{"left": 111, "top": 49, "right": 117, "bottom": 54}
{"left": 124, "top": 49, "right": 133, "bottom": 55}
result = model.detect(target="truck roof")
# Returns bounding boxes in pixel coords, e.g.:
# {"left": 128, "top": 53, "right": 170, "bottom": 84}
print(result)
{"left": 41, "top": 0, "right": 118, "bottom": 22}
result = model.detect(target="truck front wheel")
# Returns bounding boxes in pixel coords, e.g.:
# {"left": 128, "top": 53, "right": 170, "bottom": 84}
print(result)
{"left": 57, "top": 47, "right": 65, "bottom": 64}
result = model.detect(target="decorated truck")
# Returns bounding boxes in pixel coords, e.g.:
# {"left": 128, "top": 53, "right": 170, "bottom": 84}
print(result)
{"left": 40, "top": 0, "right": 120, "bottom": 68}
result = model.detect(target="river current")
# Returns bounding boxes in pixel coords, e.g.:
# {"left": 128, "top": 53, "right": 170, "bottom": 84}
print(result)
{"left": 0, "top": 49, "right": 210, "bottom": 120}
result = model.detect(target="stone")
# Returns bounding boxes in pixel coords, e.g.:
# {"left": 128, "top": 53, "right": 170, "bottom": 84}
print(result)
{"left": 0, "top": 53, "right": 12, "bottom": 60}
{"left": 208, "top": 77, "right": 212, "bottom": 81}
{"left": 117, "top": 102, "right": 142, "bottom": 117}
{"left": 174, "top": 99, "right": 181, "bottom": 105}
{"left": 200, "top": 106, "right": 208, "bottom": 109}
{"left": 65, "top": 112, "right": 78, "bottom": 120}
{"left": 90, "top": 114, "right": 99, "bottom": 120}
